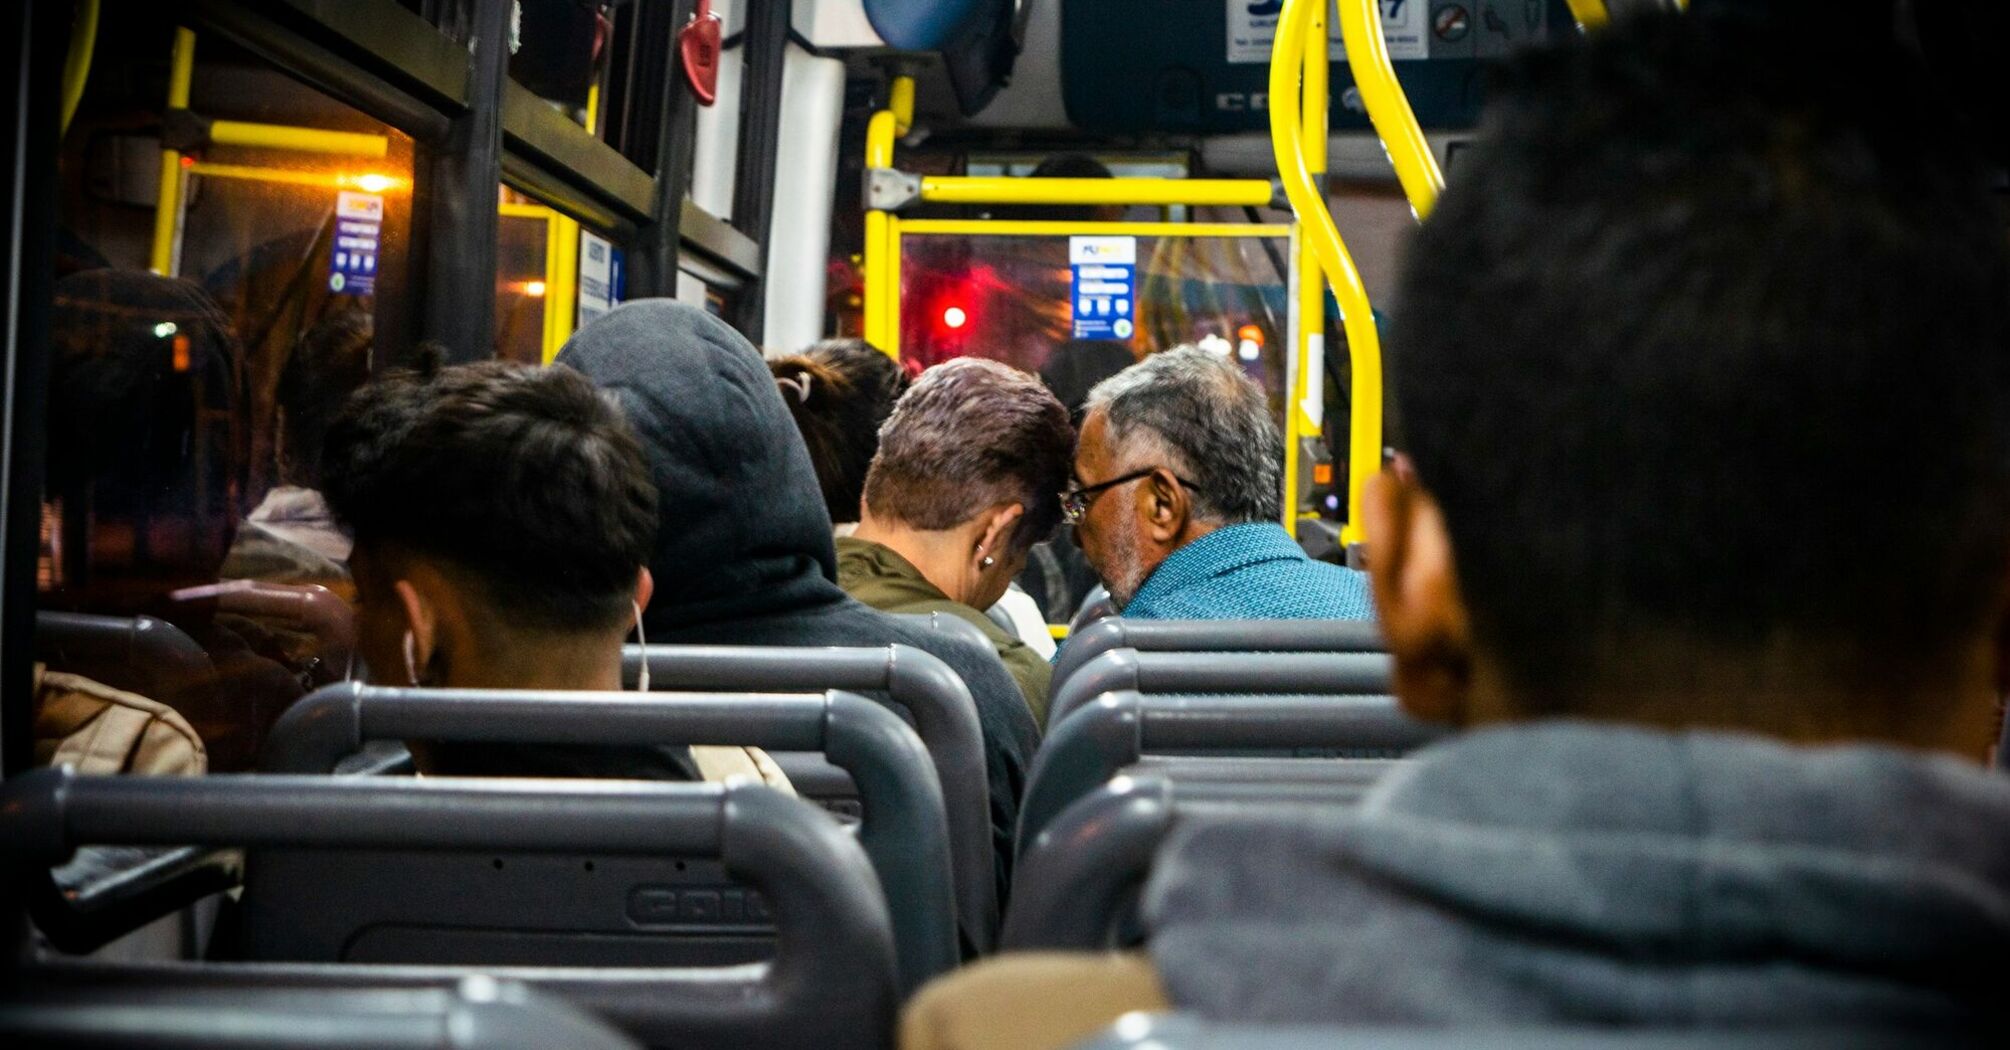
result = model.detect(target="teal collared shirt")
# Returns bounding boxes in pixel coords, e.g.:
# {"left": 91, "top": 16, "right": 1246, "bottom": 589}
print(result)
{"left": 1120, "top": 522, "right": 1374, "bottom": 621}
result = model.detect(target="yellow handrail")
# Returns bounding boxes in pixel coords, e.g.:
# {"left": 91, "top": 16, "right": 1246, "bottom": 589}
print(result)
{"left": 916, "top": 176, "right": 1272, "bottom": 208}
{"left": 1337, "top": 0, "right": 1442, "bottom": 218}
{"left": 1563, "top": 0, "right": 1610, "bottom": 29}
{"left": 1271, "top": 0, "right": 1382, "bottom": 548}
{"left": 207, "top": 120, "right": 389, "bottom": 157}
{"left": 61, "top": 0, "right": 99, "bottom": 137}
{"left": 1285, "top": 0, "right": 1329, "bottom": 531}
{"left": 149, "top": 27, "right": 196, "bottom": 276}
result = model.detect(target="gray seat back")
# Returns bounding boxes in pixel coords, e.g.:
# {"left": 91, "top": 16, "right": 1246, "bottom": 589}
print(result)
{"left": 1048, "top": 649, "right": 1393, "bottom": 729}
{"left": 1003, "top": 772, "right": 1389, "bottom": 951}
{"left": 1068, "top": 586, "right": 1117, "bottom": 634}
{"left": 1074, "top": 1015, "right": 1984, "bottom": 1050}
{"left": 1050, "top": 619, "right": 1383, "bottom": 724}
{"left": 34, "top": 610, "right": 220, "bottom": 727}
{"left": 260, "top": 683, "right": 954, "bottom": 995}
{"left": 3, "top": 768, "right": 896, "bottom": 1050}
{"left": 0, "top": 977, "right": 639, "bottom": 1049}
{"left": 617, "top": 642, "right": 994, "bottom": 950}
{"left": 1017, "top": 690, "right": 1446, "bottom": 852}
{"left": 889, "top": 610, "right": 998, "bottom": 662}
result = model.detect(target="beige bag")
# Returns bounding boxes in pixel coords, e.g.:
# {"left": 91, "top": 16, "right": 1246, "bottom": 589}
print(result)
{"left": 688, "top": 745, "right": 795, "bottom": 795}
{"left": 33, "top": 664, "right": 207, "bottom": 776}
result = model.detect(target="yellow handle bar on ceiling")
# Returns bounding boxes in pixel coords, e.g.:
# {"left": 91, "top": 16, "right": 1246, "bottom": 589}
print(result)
{"left": 207, "top": 120, "right": 390, "bottom": 158}
{"left": 1337, "top": 0, "right": 1443, "bottom": 218}
{"left": 1271, "top": 0, "right": 1383, "bottom": 548}
{"left": 916, "top": 176, "right": 1273, "bottom": 208}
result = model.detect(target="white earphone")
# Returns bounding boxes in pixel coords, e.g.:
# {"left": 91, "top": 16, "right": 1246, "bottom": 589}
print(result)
{"left": 633, "top": 601, "right": 650, "bottom": 693}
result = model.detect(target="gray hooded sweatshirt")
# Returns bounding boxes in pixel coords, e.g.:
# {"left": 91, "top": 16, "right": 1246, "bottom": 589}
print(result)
{"left": 1144, "top": 722, "right": 2010, "bottom": 1029}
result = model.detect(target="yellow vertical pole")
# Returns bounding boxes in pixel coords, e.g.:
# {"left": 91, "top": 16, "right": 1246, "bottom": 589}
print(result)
{"left": 1285, "top": 2, "right": 1329, "bottom": 531}
{"left": 149, "top": 27, "right": 196, "bottom": 276}
{"left": 1337, "top": 0, "right": 1442, "bottom": 218}
{"left": 542, "top": 213, "right": 581, "bottom": 363}
{"left": 1273, "top": 0, "right": 1382, "bottom": 549}
{"left": 862, "top": 75, "right": 914, "bottom": 358}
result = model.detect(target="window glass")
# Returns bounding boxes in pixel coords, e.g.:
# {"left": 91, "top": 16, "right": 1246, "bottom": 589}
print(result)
{"left": 897, "top": 230, "right": 1290, "bottom": 383}
{"left": 496, "top": 186, "right": 627, "bottom": 363}
{"left": 41, "top": 12, "right": 414, "bottom": 775}
{"left": 496, "top": 188, "right": 553, "bottom": 364}
{"left": 510, "top": 0, "right": 611, "bottom": 119}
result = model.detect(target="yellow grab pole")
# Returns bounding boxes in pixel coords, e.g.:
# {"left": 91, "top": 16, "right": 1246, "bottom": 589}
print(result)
{"left": 61, "top": 0, "right": 100, "bottom": 137}
{"left": 862, "top": 101, "right": 900, "bottom": 356}
{"left": 889, "top": 75, "right": 916, "bottom": 134}
{"left": 1337, "top": 0, "right": 1442, "bottom": 218}
{"left": 916, "top": 176, "right": 1274, "bottom": 208}
{"left": 1272, "top": 0, "right": 1381, "bottom": 548}
{"left": 149, "top": 27, "right": 196, "bottom": 276}
{"left": 1563, "top": 0, "right": 1610, "bottom": 29}
{"left": 1287, "top": 0, "right": 1330, "bottom": 530}
{"left": 206, "top": 120, "right": 389, "bottom": 157}
{"left": 543, "top": 212, "right": 581, "bottom": 364}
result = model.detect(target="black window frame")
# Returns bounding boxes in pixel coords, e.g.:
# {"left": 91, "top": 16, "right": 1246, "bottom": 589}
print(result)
{"left": 0, "top": 0, "right": 781, "bottom": 942}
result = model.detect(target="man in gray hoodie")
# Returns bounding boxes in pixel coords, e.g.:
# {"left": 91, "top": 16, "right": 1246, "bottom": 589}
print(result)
{"left": 901, "top": 7, "right": 2010, "bottom": 1046}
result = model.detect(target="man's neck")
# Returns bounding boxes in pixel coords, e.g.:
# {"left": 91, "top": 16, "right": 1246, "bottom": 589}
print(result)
{"left": 849, "top": 514, "right": 970, "bottom": 605}
{"left": 438, "top": 634, "right": 628, "bottom": 693}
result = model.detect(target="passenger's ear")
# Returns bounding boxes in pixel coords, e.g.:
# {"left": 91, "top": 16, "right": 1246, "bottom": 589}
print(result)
{"left": 1362, "top": 468, "right": 1474, "bottom": 727}
{"left": 392, "top": 578, "right": 439, "bottom": 675}
{"left": 976, "top": 502, "right": 1025, "bottom": 566}
{"left": 1140, "top": 467, "right": 1188, "bottom": 545}
{"left": 634, "top": 567, "right": 655, "bottom": 613}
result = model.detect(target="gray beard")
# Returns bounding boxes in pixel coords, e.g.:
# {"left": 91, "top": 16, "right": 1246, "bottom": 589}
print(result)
{"left": 1102, "top": 524, "right": 1149, "bottom": 611}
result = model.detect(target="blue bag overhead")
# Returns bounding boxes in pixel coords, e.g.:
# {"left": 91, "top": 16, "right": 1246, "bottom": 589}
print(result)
{"left": 866, "top": 0, "right": 1022, "bottom": 114}
{"left": 1062, "top": 0, "right": 1577, "bottom": 134}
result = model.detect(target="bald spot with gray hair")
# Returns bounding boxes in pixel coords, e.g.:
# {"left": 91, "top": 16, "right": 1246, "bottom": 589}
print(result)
{"left": 1084, "top": 346, "right": 1282, "bottom": 524}
{"left": 863, "top": 357, "right": 1075, "bottom": 553}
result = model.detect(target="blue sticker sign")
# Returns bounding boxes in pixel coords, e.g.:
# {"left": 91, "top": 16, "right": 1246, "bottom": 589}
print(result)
{"left": 1070, "top": 236, "right": 1136, "bottom": 341}
{"left": 328, "top": 191, "right": 383, "bottom": 296}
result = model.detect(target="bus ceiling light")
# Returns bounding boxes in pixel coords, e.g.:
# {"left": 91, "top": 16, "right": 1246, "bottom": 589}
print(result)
{"left": 942, "top": 305, "right": 968, "bottom": 330}
{"left": 354, "top": 173, "right": 396, "bottom": 193}
{"left": 524, "top": 280, "right": 547, "bottom": 298}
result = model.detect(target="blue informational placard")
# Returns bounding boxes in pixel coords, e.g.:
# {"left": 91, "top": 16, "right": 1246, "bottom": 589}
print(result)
{"left": 1070, "top": 236, "right": 1137, "bottom": 341}
{"left": 328, "top": 191, "right": 383, "bottom": 296}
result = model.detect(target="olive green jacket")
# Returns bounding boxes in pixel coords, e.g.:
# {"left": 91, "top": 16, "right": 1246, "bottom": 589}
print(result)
{"left": 835, "top": 537, "right": 1049, "bottom": 723}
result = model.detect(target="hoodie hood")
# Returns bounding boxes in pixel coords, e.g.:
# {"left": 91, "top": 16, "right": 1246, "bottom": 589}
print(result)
{"left": 557, "top": 300, "right": 842, "bottom": 630}
{"left": 1145, "top": 722, "right": 2010, "bottom": 1026}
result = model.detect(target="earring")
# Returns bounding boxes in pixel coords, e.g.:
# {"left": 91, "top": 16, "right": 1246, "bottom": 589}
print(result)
{"left": 402, "top": 629, "right": 420, "bottom": 686}
{"left": 980, "top": 556, "right": 996, "bottom": 568}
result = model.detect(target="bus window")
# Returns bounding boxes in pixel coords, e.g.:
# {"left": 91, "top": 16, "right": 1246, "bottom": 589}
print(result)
{"left": 42, "top": 12, "right": 416, "bottom": 775}
{"left": 497, "top": 188, "right": 553, "bottom": 364}
{"left": 897, "top": 228, "right": 1295, "bottom": 420}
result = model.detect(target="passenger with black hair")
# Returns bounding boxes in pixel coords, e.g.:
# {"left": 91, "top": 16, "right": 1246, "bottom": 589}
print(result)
{"left": 558, "top": 300, "right": 1040, "bottom": 941}
{"left": 839, "top": 359, "right": 1076, "bottom": 720}
{"left": 1066, "top": 346, "right": 1372, "bottom": 626}
{"left": 319, "top": 358, "right": 785, "bottom": 787}
{"left": 768, "top": 337, "right": 909, "bottom": 529}
{"left": 903, "top": 9, "right": 2010, "bottom": 1045}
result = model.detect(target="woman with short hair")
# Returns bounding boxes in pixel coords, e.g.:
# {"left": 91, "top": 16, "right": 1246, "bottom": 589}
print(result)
{"left": 837, "top": 359, "right": 1075, "bottom": 721}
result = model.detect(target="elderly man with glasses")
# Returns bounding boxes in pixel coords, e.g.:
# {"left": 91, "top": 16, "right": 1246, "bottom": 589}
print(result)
{"left": 1064, "top": 346, "right": 1373, "bottom": 623}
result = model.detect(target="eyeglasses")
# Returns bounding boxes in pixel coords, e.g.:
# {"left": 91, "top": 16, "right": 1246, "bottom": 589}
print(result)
{"left": 1061, "top": 467, "right": 1201, "bottom": 525}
